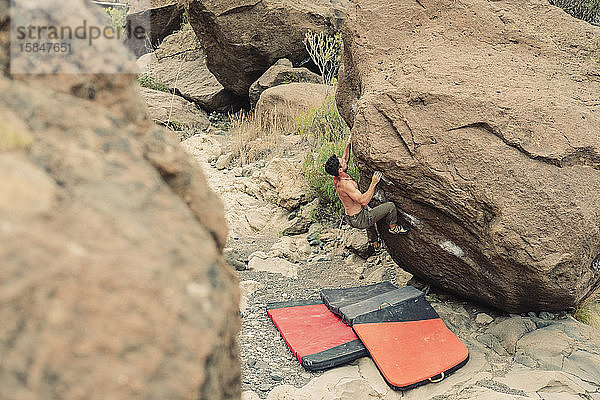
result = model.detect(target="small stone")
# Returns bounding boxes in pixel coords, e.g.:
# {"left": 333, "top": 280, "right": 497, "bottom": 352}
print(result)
{"left": 307, "top": 231, "right": 320, "bottom": 242}
{"left": 539, "top": 311, "right": 554, "bottom": 320}
{"left": 281, "top": 217, "right": 311, "bottom": 236}
{"left": 270, "top": 372, "right": 284, "bottom": 381}
{"left": 258, "top": 384, "right": 271, "bottom": 392}
{"left": 309, "top": 239, "right": 320, "bottom": 246}
{"left": 215, "top": 152, "right": 233, "bottom": 170}
{"left": 475, "top": 313, "right": 494, "bottom": 325}
{"left": 254, "top": 360, "right": 269, "bottom": 370}
{"left": 319, "top": 232, "right": 336, "bottom": 242}
{"left": 232, "top": 167, "right": 243, "bottom": 177}
{"left": 527, "top": 311, "right": 537, "bottom": 319}
{"left": 247, "top": 358, "right": 257, "bottom": 367}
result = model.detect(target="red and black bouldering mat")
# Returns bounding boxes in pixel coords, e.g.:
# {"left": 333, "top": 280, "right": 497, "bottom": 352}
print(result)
{"left": 352, "top": 295, "right": 469, "bottom": 390}
{"left": 321, "top": 281, "right": 398, "bottom": 320}
{"left": 267, "top": 300, "right": 368, "bottom": 371}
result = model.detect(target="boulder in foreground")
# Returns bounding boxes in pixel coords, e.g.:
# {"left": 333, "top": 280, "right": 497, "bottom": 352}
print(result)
{"left": 0, "top": 1, "right": 239, "bottom": 399}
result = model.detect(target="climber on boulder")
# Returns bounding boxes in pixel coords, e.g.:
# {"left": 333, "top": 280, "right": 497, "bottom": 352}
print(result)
{"left": 324, "top": 134, "right": 409, "bottom": 253}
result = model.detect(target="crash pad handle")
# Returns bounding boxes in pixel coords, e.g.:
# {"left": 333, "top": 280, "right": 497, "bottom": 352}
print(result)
{"left": 429, "top": 372, "right": 445, "bottom": 383}
{"left": 378, "top": 302, "right": 392, "bottom": 310}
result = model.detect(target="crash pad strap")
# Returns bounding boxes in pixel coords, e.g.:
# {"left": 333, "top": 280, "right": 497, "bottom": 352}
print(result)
{"left": 353, "top": 294, "right": 439, "bottom": 325}
{"left": 321, "top": 281, "right": 398, "bottom": 317}
{"left": 338, "top": 286, "right": 424, "bottom": 325}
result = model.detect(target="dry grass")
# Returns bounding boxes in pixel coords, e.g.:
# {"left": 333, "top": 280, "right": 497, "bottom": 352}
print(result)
{"left": 229, "top": 104, "right": 300, "bottom": 165}
{"left": 0, "top": 121, "right": 32, "bottom": 151}
{"left": 574, "top": 291, "right": 600, "bottom": 329}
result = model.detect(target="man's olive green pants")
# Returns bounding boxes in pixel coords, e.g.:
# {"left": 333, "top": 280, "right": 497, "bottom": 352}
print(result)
{"left": 345, "top": 202, "right": 397, "bottom": 243}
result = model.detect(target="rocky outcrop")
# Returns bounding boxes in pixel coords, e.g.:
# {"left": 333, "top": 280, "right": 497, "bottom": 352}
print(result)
{"left": 0, "top": 1, "right": 239, "bottom": 399}
{"left": 259, "top": 157, "right": 311, "bottom": 210}
{"left": 337, "top": 0, "right": 600, "bottom": 312}
{"left": 146, "top": 29, "right": 241, "bottom": 112}
{"left": 249, "top": 59, "right": 322, "bottom": 107}
{"left": 255, "top": 82, "right": 333, "bottom": 133}
{"left": 125, "top": 0, "right": 183, "bottom": 57}
{"left": 183, "top": 0, "right": 349, "bottom": 97}
{"left": 139, "top": 86, "right": 210, "bottom": 130}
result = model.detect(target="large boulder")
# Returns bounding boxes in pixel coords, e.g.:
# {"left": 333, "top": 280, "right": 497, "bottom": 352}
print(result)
{"left": 125, "top": 0, "right": 183, "bottom": 57}
{"left": 255, "top": 82, "right": 333, "bottom": 133}
{"left": 0, "top": 1, "right": 239, "bottom": 399}
{"left": 183, "top": 0, "right": 349, "bottom": 97}
{"left": 249, "top": 58, "right": 322, "bottom": 107}
{"left": 337, "top": 0, "right": 600, "bottom": 312}
{"left": 139, "top": 86, "right": 210, "bottom": 130}
{"left": 147, "top": 29, "right": 241, "bottom": 112}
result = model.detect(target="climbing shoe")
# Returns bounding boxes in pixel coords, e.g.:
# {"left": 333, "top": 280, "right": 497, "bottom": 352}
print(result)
{"left": 371, "top": 241, "right": 384, "bottom": 255}
{"left": 389, "top": 225, "right": 410, "bottom": 235}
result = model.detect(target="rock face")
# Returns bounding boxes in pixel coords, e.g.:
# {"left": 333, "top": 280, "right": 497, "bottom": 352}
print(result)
{"left": 139, "top": 86, "right": 210, "bottom": 130}
{"left": 337, "top": 0, "right": 600, "bottom": 312}
{"left": 249, "top": 58, "right": 322, "bottom": 107}
{"left": 125, "top": 0, "right": 183, "bottom": 57}
{"left": 0, "top": 1, "right": 239, "bottom": 399}
{"left": 183, "top": 0, "right": 349, "bottom": 97}
{"left": 147, "top": 29, "right": 241, "bottom": 112}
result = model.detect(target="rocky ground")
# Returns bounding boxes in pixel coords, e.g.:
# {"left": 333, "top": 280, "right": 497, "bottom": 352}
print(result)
{"left": 179, "top": 127, "right": 600, "bottom": 400}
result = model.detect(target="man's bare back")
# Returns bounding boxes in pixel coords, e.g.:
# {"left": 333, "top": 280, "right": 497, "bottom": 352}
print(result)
{"left": 334, "top": 174, "right": 365, "bottom": 216}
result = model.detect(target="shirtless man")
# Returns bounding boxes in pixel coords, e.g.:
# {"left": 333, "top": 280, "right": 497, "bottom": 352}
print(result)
{"left": 324, "top": 135, "right": 409, "bottom": 252}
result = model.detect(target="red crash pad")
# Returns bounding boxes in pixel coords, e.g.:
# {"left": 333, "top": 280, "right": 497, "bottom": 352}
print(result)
{"left": 267, "top": 300, "right": 368, "bottom": 370}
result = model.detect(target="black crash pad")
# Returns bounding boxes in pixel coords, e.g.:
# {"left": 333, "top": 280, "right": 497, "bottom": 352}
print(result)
{"left": 321, "top": 281, "right": 398, "bottom": 320}
{"left": 267, "top": 300, "right": 368, "bottom": 371}
{"left": 335, "top": 286, "right": 423, "bottom": 325}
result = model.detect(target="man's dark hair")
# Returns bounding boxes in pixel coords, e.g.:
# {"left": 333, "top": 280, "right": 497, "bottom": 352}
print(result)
{"left": 324, "top": 155, "right": 341, "bottom": 177}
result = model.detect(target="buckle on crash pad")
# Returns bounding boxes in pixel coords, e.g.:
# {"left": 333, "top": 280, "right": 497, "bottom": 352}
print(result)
{"left": 429, "top": 372, "right": 445, "bottom": 383}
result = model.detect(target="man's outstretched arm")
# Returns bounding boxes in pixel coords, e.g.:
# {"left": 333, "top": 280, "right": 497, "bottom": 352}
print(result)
{"left": 342, "top": 134, "right": 352, "bottom": 164}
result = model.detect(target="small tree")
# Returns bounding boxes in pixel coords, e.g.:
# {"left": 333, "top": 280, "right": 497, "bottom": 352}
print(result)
{"left": 303, "top": 30, "right": 342, "bottom": 85}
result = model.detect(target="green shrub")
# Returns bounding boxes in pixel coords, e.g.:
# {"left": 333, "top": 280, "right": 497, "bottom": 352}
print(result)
{"left": 549, "top": 0, "right": 600, "bottom": 25}
{"left": 297, "top": 95, "right": 348, "bottom": 143}
{"left": 281, "top": 72, "right": 301, "bottom": 84}
{"left": 167, "top": 118, "right": 184, "bottom": 131}
{"left": 138, "top": 73, "right": 170, "bottom": 93}
{"left": 208, "top": 112, "right": 232, "bottom": 131}
{"left": 104, "top": 5, "right": 128, "bottom": 37}
{"left": 180, "top": 11, "right": 192, "bottom": 31}
{"left": 574, "top": 294, "right": 600, "bottom": 329}
{"left": 300, "top": 96, "right": 359, "bottom": 214}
